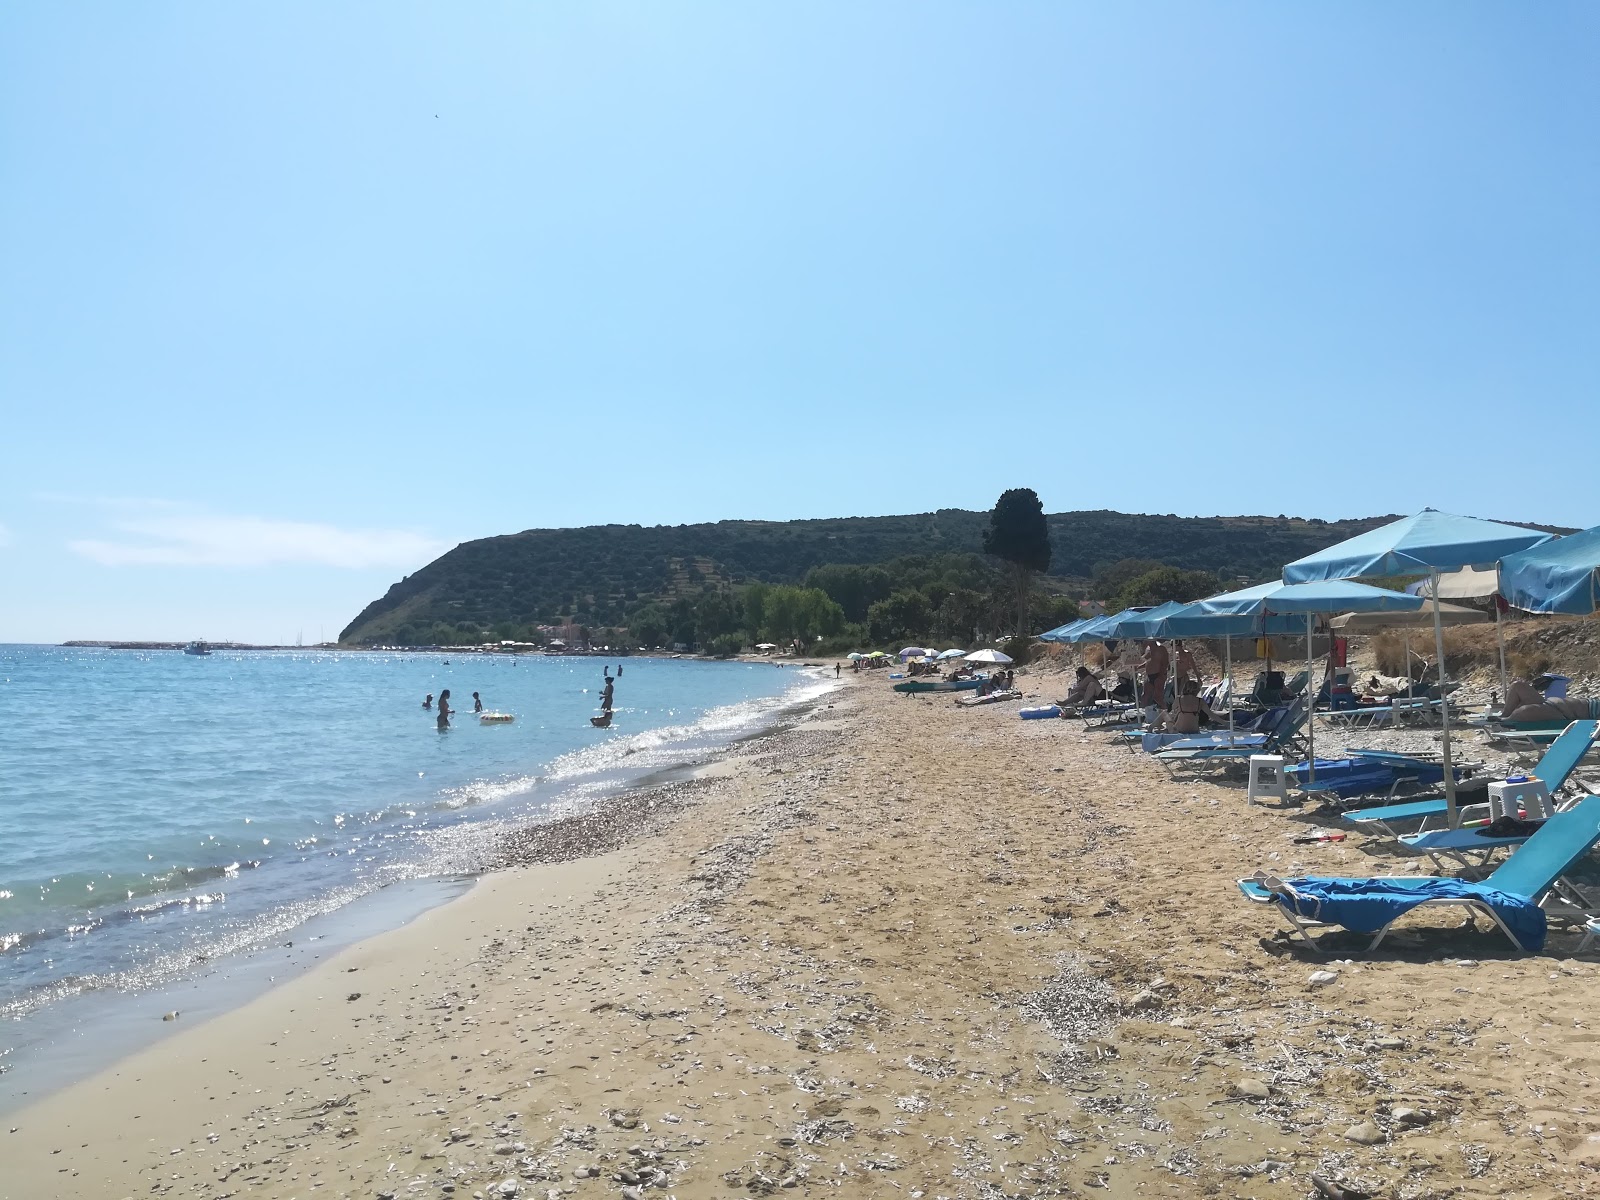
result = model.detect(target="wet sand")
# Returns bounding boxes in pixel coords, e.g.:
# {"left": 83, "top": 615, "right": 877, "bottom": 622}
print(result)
{"left": 7, "top": 675, "right": 1600, "bottom": 1199}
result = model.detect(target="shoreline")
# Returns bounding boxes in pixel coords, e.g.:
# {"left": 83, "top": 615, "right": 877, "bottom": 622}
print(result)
{"left": 0, "top": 665, "right": 838, "bottom": 1121}
{"left": 12, "top": 674, "right": 1600, "bottom": 1198}
{"left": 2, "top": 683, "right": 853, "bottom": 1200}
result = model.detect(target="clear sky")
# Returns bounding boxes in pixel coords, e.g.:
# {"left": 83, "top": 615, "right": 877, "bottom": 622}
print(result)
{"left": 3, "top": 3, "right": 1596, "bottom": 643}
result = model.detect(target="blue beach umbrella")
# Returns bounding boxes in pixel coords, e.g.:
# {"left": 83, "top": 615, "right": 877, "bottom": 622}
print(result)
{"left": 1284, "top": 510, "right": 1551, "bottom": 823}
{"left": 1156, "top": 582, "right": 1423, "bottom": 763}
{"left": 1283, "top": 510, "right": 1552, "bottom": 584}
{"left": 1038, "top": 618, "right": 1092, "bottom": 643}
{"left": 1055, "top": 613, "right": 1123, "bottom": 643}
{"left": 1102, "top": 601, "right": 1189, "bottom": 640}
{"left": 1499, "top": 525, "right": 1600, "bottom": 616}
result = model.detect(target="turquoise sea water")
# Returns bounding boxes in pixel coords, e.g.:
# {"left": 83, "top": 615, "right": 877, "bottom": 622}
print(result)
{"left": 0, "top": 646, "right": 826, "bottom": 1066}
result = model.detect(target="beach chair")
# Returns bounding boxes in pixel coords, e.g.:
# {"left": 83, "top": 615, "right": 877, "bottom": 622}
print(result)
{"left": 1250, "top": 670, "right": 1287, "bottom": 708}
{"left": 1238, "top": 795, "right": 1600, "bottom": 953}
{"left": 1578, "top": 918, "right": 1600, "bottom": 955}
{"left": 1342, "top": 721, "right": 1600, "bottom": 838}
{"left": 1397, "top": 801, "right": 1570, "bottom": 874}
{"left": 1288, "top": 749, "right": 1483, "bottom": 804}
{"left": 1152, "top": 698, "right": 1309, "bottom": 774}
{"left": 1129, "top": 698, "right": 1279, "bottom": 753}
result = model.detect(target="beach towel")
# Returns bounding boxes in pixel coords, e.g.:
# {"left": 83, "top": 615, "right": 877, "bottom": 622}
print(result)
{"left": 1270, "top": 876, "right": 1548, "bottom": 951}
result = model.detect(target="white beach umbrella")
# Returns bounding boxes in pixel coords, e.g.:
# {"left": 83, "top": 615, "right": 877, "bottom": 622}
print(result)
{"left": 964, "top": 648, "right": 1014, "bottom": 665}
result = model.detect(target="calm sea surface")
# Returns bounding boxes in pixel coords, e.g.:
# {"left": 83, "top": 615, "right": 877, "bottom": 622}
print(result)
{"left": 0, "top": 646, "right": 826, "bottom": 1083}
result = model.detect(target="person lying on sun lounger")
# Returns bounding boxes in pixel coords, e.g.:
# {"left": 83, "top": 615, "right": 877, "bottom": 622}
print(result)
{"left": 1153, "top": 678, "right": 1222, "bottom": 734}
{"left": 1502, "top": 676, "right": 1546, "bottom": 718}
{"left": 1505, "top": 696, "right": 1598, "bottom": 723}
{"left": 1059, "top": 667, "right": 1105, "bottom": 709}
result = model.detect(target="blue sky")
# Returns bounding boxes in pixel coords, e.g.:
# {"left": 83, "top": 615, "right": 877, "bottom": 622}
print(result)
{"left": 3, "top": 3, "right": 1596, "bottom": 642}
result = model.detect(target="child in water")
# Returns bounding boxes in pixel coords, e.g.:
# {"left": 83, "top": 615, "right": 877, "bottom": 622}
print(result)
{"left": 423, "top": 693, "right": 433, "bottom": 710}
{"left": 472, "top": 691, "right": 483, "bottom": 713}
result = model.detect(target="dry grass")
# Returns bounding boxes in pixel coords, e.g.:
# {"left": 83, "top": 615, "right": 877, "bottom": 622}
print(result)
{"left": 1372, "top": 615, "right": 1600, "bottom": 682}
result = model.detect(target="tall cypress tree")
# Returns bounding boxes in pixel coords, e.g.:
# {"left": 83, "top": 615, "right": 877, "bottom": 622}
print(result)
{"left": 982, "top": 488, "right": 1052, "bottom": 641}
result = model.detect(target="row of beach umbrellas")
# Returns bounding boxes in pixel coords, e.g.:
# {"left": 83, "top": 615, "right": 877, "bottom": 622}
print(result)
{"left": 1041, "top": 509, "right": 1600, "bottom": 826}
{"left": 846, "top": 647, "right": 1015, "bottom": 664}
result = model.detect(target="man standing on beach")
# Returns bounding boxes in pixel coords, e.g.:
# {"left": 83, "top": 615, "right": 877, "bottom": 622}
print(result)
{"left": 1139, "top": 640, "right": 1169, "bottom": 707}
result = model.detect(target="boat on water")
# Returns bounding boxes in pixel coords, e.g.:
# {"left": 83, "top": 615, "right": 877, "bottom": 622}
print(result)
{"left": 183, "top": 640, "right": 212, "bottom": 656}
{"left": 892, "top": 678, "right": 982, "bottom": 694}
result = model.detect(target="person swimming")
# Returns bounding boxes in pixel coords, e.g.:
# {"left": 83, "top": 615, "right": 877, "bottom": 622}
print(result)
{"left": 423, "top": 693, "right": 433, "bottom": 710}
{"left": 436, "top": 689, "right": 452, "bottom": 729}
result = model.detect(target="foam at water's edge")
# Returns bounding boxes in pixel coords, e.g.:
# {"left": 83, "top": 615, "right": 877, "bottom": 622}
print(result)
{"left": 0, "top": 664, "right": 835, "bottom": 1040}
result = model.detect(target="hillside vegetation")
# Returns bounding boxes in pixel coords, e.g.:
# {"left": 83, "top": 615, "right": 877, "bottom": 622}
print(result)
{"left": 339, "top": 509, "right": 1394, "bottom": 645}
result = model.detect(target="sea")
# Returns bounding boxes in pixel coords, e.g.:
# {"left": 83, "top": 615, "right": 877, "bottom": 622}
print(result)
{"left": 0, "top": 645, "right": 831, "bottom": 1108}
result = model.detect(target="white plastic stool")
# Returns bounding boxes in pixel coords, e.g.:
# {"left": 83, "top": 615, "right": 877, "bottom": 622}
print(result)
{"left": 1488, "top": 776, "right": 1553, "bottom": 821}
{"left": 1247, "top": 754, "right": 1288, "bottom": 806}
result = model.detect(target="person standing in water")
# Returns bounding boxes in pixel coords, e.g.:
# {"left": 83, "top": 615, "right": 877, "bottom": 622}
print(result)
{"left": 472, "top": 691, "right": 483, "bottom": 713}
{"left": 600, "top": 675, "right": 615, "bottom": 712}
{"left": 436, "top": 689, "right": 452, "bottom": 729}
{"left": 423, "top": 693, "right": 433, "bottom": 710}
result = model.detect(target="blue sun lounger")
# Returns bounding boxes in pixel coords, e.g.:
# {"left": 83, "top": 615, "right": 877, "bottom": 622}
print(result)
{"left": 1239, "top": 795, "right": 1600, "bottom": 953}
{"left": 1397, "top": 819, "right": 1556, "bottom": 874}
{"left": 1342, "top": 721, "right": 1599, "bottom": 838}
{"left": 1152, "top": 699, "right": 1309, "bottom": 773}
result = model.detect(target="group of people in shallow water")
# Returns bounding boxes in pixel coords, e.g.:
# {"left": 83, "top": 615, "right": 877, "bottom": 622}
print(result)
{"left": 421, "top": 665, "right": 624, "bottom": 731}
{"left": 422, "top": 689, "right": 484, "bottom": 729}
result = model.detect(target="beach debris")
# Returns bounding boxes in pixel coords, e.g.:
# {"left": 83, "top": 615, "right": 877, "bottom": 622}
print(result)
{"left": 1341, "top": 1121, "right": 1385, "bottom": 1145}
{"left": 607, "top": 1108, "right": 641, "bottom": 1130}
{"left": 1307, "top": 969, "right": 1340, "bottom": 988}
{"left": 1018, "top": 954, "right": 1120, "bottom": 1059}
{"left": 1311, "top": 1178, "right": 1374, "bottom": 1200}
{"left": 162, "top": 1011, "right": 180, "bottom": 1021}
{"left": 346, "top": 992, "right": 361, "bottom": 1001}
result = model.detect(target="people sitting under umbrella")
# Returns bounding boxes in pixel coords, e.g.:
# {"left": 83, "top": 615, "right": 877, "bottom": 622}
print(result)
{"left": 1153, "top": 678, "right": 1223, "bottom": 734}
{"left": 1059, "top": 666, "right": 1104, "bottom": 711}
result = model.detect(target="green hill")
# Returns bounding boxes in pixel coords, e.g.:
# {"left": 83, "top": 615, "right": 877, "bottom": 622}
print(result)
{"left": 339, "top": 509, "right": 1399, "bottom": 644}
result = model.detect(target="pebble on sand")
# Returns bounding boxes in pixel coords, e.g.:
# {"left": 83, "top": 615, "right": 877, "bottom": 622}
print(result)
{"left": 1232, "top": 1078, "right": 1271, "bottom": 1100}
{"left": 1342, "top": 1121, "right": 1385, "bottom": 1145}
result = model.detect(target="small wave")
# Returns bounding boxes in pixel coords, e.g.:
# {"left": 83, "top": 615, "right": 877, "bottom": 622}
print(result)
{"left": 127, "top": 891, "right": 226, "bottom": 918}
{"left": 541, "top": 673, "right": 835, "bottom": 785}
{"left": 435, "top": 772, "right": 543, "bottom": 810}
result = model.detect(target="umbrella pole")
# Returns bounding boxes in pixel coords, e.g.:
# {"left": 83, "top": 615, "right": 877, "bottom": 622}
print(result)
{"left": 1225, "top": 636, "right": 1234, "bottom": 744}
{"left": 1495, "top": 600, "right": 1508, "bottom": 707}
{"left": 1306, "top": 613, "right": 1315, "bottom": 786}
{"left": 1432, "top": 569, "right": 1458, "bottom": 827}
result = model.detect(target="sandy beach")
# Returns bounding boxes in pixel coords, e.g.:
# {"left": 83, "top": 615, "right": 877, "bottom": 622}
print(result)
{"left": 9, "top": 671, "right": 1600, "bottom": 1200}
